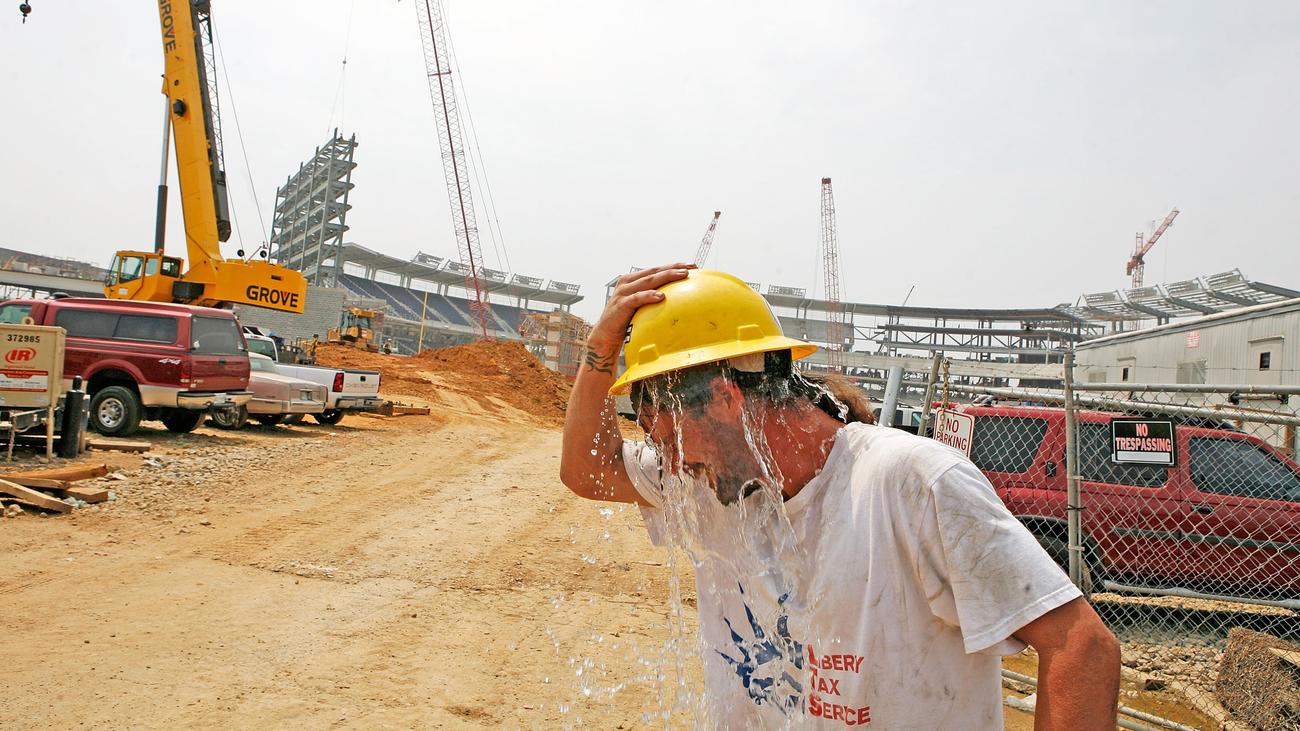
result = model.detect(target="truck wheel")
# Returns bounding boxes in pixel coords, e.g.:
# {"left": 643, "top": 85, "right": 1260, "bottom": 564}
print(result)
{"left": 1034, "top": 532, "right": 1095, "bottom": 595}
{"left": 161, "top": 409, "right": 205, "bottom": 433}
{"left": 253, "top": 414, "right": 285, "bottom": 427}
{"left": 90, "top": 386, "right": 142, "bottom": 437}
{"left": 210, "top": 405, "right": 248, "bottom": 430}
{"left": 314, "top": 410, "right": 344, "bottom": 425}
{"left": 282, "top": 414, "right": 305, "bottom": 426}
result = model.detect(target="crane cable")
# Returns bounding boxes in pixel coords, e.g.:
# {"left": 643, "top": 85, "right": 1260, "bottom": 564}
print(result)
{"left": 211, "top": 23, "right": 270, "bottom": 259}
{"left": 325, "top": 0, "right": 358, "bottom": 137}
{"left": 442, "top": 3, "right": 512, "bottom": 275}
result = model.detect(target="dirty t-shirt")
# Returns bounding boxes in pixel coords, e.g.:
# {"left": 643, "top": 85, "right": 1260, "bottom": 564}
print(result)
{"left": 622, "top": 422, "right": 1080, "bottom": 730}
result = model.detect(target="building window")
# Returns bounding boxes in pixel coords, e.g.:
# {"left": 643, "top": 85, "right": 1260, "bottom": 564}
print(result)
{"left": 1260, "top": 352, "right": 1272, "bottom": 371}
{"left": 1121, "top": 367, "right": 1130, "bottom": 382}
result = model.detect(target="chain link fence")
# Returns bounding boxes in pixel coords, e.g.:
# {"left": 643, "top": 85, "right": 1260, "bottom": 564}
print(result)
{"left": 917, "top": 354, "right": 1300, "bottom": 730}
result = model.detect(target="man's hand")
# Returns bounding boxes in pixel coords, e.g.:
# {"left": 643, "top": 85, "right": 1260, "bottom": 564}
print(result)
{"left": 1013, "top": 597, "right": 1120, "bottom": 730}
{"left": 559, "top": 264, "right": 693, "bottom": 504}
{"left": 587, "top": 263, "right": 695, "bottom": 361}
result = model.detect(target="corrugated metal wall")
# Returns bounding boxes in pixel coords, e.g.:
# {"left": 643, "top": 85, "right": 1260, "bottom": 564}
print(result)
{"left": 1075, "top": 304, "right": 1300, "bottom": 386}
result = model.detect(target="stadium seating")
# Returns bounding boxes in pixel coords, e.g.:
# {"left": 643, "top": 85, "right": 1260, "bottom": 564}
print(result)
{"left": 338, "top": 274, "right": 540, "bottom": 335}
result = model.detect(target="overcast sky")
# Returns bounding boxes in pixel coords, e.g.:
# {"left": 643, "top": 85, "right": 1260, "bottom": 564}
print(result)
{"left": 3, "top": 1, "right": 1298, "bottom": 321}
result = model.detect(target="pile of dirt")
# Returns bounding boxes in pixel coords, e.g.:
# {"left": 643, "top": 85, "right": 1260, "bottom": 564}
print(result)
{"left": 314, "top": 341, "right": 572, "bottom": 424}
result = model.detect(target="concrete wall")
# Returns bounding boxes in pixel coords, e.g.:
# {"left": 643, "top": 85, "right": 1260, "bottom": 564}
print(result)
{"left": 232, "top": 285, "right": 347, "bottom": 343}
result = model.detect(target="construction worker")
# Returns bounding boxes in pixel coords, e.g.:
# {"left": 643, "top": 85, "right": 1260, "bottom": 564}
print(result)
{"left": 560, "top": 264, "right": 1119, "bottom": 729}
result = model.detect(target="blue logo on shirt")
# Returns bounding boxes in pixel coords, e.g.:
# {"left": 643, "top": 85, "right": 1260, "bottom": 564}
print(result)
{"left": 716, "top": 583, "right": 805, "bottom": 715}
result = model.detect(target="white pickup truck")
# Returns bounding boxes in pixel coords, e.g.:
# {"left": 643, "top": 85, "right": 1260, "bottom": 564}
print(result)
{"left": 243, "top": 331, "right": 383, "bottom": 425}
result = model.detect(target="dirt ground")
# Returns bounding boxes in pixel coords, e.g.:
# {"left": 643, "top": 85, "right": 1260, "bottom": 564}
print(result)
{"left": 0, "top": 346, "right": 1217, "bottom": 729}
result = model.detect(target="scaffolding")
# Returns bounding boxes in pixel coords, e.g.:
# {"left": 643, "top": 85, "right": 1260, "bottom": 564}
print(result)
{"left": 520, "top": 309, "right": 591, "bottom": 377}
{"left": 268, "top": 131, "right": 358, "bottom": 287}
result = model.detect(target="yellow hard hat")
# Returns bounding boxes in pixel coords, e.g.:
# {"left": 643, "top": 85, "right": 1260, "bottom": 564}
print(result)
{"left": 608, "top": 269, "right": 817, "bottom": 395}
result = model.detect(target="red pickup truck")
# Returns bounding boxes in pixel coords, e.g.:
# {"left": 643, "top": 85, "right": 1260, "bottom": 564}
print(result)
{"left": 0, "top": 297, "right": 252, "bottom": 436}
{"left": 960, "top": 404, "right": 1300, "bottom": 607}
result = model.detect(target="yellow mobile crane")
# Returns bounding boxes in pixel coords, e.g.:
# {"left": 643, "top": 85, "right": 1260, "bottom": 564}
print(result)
{"left": 100, "top": 1, "right": 306, "bottom": 313}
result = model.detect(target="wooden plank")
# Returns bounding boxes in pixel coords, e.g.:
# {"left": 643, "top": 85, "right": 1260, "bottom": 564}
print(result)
{"left": 0, "top": 478, "right": 70, "bottom": 513}
{"left": 61, "top": 486, "right": 109, "bottom": 504}
{"left": 0, "top": 476, "right": 71, "bottom": 490}
{"left": 392, "top": 406, "right": 431, "bottom": 416}
{"left": 86, "top": 438, "right": 152, "bottom": 453}
{"left": 0, "top": 464, "right": 110, "bottom": 482}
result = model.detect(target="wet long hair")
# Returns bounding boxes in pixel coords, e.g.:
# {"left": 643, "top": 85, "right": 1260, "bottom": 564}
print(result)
{"left": 632, "top": 350, "right": 875, "bottom": 425}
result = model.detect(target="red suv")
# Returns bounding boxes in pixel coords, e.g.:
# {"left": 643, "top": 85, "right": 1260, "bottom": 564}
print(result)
{"left": 960, "top": 405, "right": 1300, "bottom": 605}
{"left": 0, "top": 298, "right": 252, "bottom": 436}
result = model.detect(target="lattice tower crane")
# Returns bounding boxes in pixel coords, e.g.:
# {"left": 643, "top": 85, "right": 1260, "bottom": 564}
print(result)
{"left": 821, "top": 178, "right": 845, "bottom": 372}
{"left": 692, "top": 211, "right": 723, "bottom": 266}
{"left": 414, "top": 0, "right": 493, "bottom": 339}
{"left": 1126, "top": 207, "right": 1179, "bottom": 289}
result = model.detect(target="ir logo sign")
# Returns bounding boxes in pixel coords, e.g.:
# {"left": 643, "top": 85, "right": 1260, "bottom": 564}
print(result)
{"left": 933, "top": 409, "right": 975, "bottom": 456}
{"left": 5, "top": 348, "right": 36, "bottom": 363}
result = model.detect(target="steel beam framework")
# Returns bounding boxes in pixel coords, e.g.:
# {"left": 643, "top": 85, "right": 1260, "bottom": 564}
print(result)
{"left": 268, "top": 131, "right": 358, "bottom": 287}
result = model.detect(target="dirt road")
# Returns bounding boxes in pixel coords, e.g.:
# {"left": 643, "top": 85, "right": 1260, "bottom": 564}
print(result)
{"left": 1, "top": 353, "right": 1212, "bottom": 729}
{"left": 2, "top": 398, "right": 696, "bottom": 728}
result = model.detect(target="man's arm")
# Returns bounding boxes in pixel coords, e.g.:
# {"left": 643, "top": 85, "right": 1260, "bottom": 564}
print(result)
{"left": 558, "top": 264, "right": 692, "bottom": 504}
{"left": 1012, "top": 597, "right": 1120, "bottom": 730}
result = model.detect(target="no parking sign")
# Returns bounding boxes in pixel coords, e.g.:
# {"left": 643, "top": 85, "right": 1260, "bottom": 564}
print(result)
{"left": 933, "top": 409, "right": 975, "bottom": 456}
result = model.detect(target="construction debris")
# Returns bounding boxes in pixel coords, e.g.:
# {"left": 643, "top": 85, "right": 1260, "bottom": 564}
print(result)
{"left": 0, "top": 464, "right": 113, "bottom": 513}
{"left": 0, "top": 478, "right": 71, "bottom": 513}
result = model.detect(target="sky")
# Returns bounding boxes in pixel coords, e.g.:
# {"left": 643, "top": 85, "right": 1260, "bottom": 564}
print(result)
{"left": 2, "top": 1, "right": 1298, "bottom": 322}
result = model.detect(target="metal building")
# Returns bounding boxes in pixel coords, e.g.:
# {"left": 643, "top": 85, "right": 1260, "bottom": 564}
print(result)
{"left": 268, "top": 131, "right": 358, "bottom": 286}
{"left": 1075, "top": 298, "right": 1300, "bottom": 386}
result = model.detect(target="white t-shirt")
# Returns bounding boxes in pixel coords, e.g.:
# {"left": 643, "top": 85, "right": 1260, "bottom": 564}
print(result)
{"left": 623, "top": 422, "right": 1080, "bottom": 730}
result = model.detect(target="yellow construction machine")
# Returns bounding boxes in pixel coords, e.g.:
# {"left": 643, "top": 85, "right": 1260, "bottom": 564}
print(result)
{"left": 328, "top": 307, "right": 379, "bottom": 350}
{"left": 102, "top": 1, "right": 306, "bottom": 313}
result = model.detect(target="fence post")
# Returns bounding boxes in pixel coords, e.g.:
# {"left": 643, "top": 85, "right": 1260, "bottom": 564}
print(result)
{"left": 1062, "top": 350, "right": 1084, "bottom": 590}
{"left": 917, "top": 352, "right": 943, "bottom": 438}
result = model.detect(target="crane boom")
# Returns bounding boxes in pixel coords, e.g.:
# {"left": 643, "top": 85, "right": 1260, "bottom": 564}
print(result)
{"left": 414, "top": 0, "right": 493, "bottom": 339}
{"left": 692, "top": 211, "right": 722, "bottom": 266}
{"left": 102, "top": 0, "right": 306, "bottom": 313}
{"left": 1125, "top": 207, "right": 1179, "bottom": 288}
{"left": 821, "top": 177, "right": 845, "bottom": 371}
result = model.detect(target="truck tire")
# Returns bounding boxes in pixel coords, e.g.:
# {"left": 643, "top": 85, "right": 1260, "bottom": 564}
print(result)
{"left": 314, "top": 410, "right": 344, "bottom": 425}
{"left": 253, "top": 414, "right": 284, "bottom": 427}
{"left": 1034, "top": 532, "right": 1095, "bottom": 596}
{"left": 210, "top": 405, "right": 248, "bottom": 430}
{"left": 90, "top": 385, "right": 142, "bottom": 437}
{"left": 161, "top": 409, "right": 205, "bottom": 433}
{"left": 282, "top": 414, "right": 305, "bottom": 425}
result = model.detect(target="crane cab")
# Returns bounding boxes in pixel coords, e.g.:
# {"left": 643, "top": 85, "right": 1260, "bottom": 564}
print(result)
{"left": 104, "top": 251, "right": 190, "bottom": 304}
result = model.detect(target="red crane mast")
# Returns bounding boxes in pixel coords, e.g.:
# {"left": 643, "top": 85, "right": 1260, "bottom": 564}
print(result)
{"left": 692, "top": 211, "right": 722, "bottom": 266}
{"left": 414, "top": 0, "right": 493, "bottom": 339}
{"left": 821, "top": 178, "right": 845, "bottom": 371}
{"left": 1126, "top": 207, "right": 1179, "bottom": 289}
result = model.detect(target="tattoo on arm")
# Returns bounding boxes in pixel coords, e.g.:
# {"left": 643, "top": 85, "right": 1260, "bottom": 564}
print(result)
{"left": 584, "top": 348, "right": 617, "bottom": 375}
